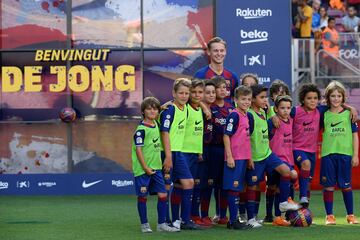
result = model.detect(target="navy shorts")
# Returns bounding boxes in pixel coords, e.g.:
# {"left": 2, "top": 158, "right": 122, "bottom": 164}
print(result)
{"left": 135, "top": 170, "right": 166, "bottom": 197}
{"left": 293, "top": 150, "right": 316, "bottom": 178}
{"left": 208, "top": 145, "right": 225, "bottom": 188}
{"left": 320, "top": 154, "right": 352, "bottom": 188}
{"left": 161, "top": 151, "right": 193, "bottom": 185}
{"left": 223, "top": 160, "right": 248, "bottom": 191}
{"left": 182, "top": 152, "right": 200, "bottom": 188}
{"left": 246, "top": 153, "right": 285, "bottom": 186}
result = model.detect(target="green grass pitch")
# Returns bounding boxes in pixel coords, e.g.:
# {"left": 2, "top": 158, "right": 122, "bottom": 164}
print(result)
{"left": 1, "top": 191, "right": 360, "bottom": 240}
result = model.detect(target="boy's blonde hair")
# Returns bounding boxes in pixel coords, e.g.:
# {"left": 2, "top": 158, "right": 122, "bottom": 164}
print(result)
{"left": 324, "top": 80, "right": 346, "bottom": 106}
{"left": 173, "top": 78, "right": 191, "bottom": 92}
{"left": 234, "top": 85, "right": 252, "bottom": 99}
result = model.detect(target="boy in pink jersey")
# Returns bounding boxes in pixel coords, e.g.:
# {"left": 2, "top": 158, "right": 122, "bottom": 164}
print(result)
{"left": 223, "top": 86, "right": 252, "bottom": 230}
{"left": 267, "top": 95, "right": 298, "bottom": 226}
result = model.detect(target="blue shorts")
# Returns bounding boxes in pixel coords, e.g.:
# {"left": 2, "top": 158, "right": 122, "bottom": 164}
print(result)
{"left": 293, "top": 150, "right": 316, "bottom": 178}
{"left": 208, "top": 145, "right": 225, "bottom": 188}
{"left": 267, "top": 161, "right": 294, "bottom": 186}
{"left": 161, "top": 151, "right": 193, "bottom": 185}
{"left": 135, "top": 170, "right": 166, "bottom": 197}
{"left": 223, "top": 160, "right": 248, "bottom": 191}
{"left": 246, "top": 153, "right": 285, "bottom": 186}
{"left": 198, "top": 146, "right": 211, "bottom": 189}
{"left": 182, "top": 152, "right": 200, "bottom": 188}
{"left": 320, "top": 154, "right": 352, "bottom": 188}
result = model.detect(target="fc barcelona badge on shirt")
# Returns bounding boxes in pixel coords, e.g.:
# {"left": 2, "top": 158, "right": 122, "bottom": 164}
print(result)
{"left": 252, "top": 176, "right": 257, "bottom": 182}
{"left": 164, "top": 174, "right": 170, "bottom": 180}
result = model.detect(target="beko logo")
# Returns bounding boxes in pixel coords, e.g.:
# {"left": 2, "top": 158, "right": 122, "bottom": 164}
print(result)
{"left": 240, "top": 30, "right": 269, "bottom": 44}
{"left": 236, "top": 8, "right": 272, "bottom": 19}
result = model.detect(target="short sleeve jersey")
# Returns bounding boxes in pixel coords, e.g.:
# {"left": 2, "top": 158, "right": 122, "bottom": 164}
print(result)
{"left": 194, "top": 65, "right": 239, "bottom": 104}
{"left": 210, "top": 102, "right": 234, "bottom": 145}
{"left": 132, "top": 121, "right": 162, "bottom": 177}
{"left": 159, "top": 104, "right": 187, "bottom": 151}
{"left": 224, "top": 109, "right": 251, "bottom": 160}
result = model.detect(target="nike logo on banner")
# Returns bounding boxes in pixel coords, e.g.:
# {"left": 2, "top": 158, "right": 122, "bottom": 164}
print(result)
{"left": 82, "top": 180, "right": 102, "bottom": 188}
{"left": 178, "top": 119, "right": 185, "bottom": 126}
{"left": 284, "top": 133, "right": 291, "bottom": 137}
{"left": 330, "top": 121, "right": 343, "bottom": 127}
{"left": 262, "top": 129, "right": 267, "bottom": 134}
{"left": 195, "top": 120, "right": 202, "bottom": 125}
{"left": 303, "top": 121, "right": 313, "bottom": 126}
{"left": 152, "top": 137, "right": 159, "bottom": 143}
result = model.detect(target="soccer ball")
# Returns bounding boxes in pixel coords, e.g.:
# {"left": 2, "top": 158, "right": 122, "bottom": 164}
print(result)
{"left": 59, "top": 107, "right": 76, "bottom": 123}
{"left": 286, "top": 207, "right": 313, "bottom": 227}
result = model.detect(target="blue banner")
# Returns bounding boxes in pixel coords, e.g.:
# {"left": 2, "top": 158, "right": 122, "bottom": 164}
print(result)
{"left": 216, "top": 0, "right": 292, "bottom": 87}
{"left": 0, "top": 173, "right": 135, "bottom": 195}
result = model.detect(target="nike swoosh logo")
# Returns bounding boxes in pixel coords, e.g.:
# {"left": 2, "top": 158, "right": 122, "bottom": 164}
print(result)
{"left": 195, "top": 120, "right": 202, "bottom": 125}
{"left": 284, "top": 133, "right": 291, "bottom": 137}
{"left": 330, "top": 121, "right": 343, "bottom": 127}
{"left": 152, "top": 137, "right": 159, "bottom": 143}
{"left": 178, "top": 119, "right": 185, "bottom": 126}
{"left": 303, "top": 121, "right": 313, "bottom": 126}
{"left": 82, "top": 180, "right": 102, "bottom": 188}
{"left": 262, "top": 129, "right": 267, "bottom": 134}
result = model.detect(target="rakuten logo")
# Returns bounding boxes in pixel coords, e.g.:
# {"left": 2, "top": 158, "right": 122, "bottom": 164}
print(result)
{"left": 112, "top": 180, "right": 134, "bottom": 187}
{"left": 236, "top": 8, "right": 272, "bottom": 19}
{"left": 240, "top": 30, "right": 269, "bottom": 44}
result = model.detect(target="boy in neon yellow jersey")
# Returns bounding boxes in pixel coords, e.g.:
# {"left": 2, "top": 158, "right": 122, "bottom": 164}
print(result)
{"left": 320, "top": 81, "right": 359, "bottom": 225}
{"left": 132, "top": 97, "right": 179, "bottom": 233}
{"left": 245, "top": 85, "right": 300, "bottom": 228}
{"left": 160, "top": 78, "right": 199, "bottom": 230}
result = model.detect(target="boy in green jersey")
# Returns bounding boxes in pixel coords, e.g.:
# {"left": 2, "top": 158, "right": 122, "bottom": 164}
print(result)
{"left": 320, "top": 81, "right": 359, "bottom": 225}
{"left": 160, "top": 78, "right": 199, "bottom": 230}
{"left": 132, "top": 97, "right": 179, "bottom": 233}
{"left": 245, "top": 85, "right": 300, "bottom": 228}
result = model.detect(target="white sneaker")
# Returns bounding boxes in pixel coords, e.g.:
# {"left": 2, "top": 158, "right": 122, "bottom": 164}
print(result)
{"left": 299, "top": 197, "right": 309, "bottom": 207}
{"left": 247, "top": 218, "right": 262, "bottom": 228}
{"left": 239, "top": 214, "right": 247, "bottom": 223}
{"left": 254, "top": 215, "right": 264, "bottom": 224}
{"left": 279, "top": 201, "right": 301, "bottom": 212}
{"left": 141, "top": 223, "right": 153, "bottom": 233}
{"left": 172, "top": 219, "right": 181, "bottom": 229}
{"left": 157, "top": 223, "right": 180, "bottom": 232}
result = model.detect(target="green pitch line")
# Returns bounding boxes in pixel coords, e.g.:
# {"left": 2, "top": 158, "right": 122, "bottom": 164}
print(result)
{"left": 1, "top": 191, "right": 360, "bottom": 240}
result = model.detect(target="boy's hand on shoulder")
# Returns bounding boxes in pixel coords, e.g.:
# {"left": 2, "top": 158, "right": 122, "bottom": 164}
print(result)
{"left": 247, "top": 159, "right": 254, "bottom": 170}
{"left": 226, "top": 157, "right": 235, "bottom": 168}
{"left": 161, "top": 100, "right": 173, "bottom": 110}
{"left": 204, "top": 109, "right": 212, "bottom": 120}
{"left": 271, "top": 115, "right": 280, "bottom": 129}
{"left": 349, "top": 107, "right": 358, "bottom": 123}
{"left": 352, "top": 155, "right": 359, "bottom": 167}
{"left": 145, "top": 167, "right": 155, "bottom": 175}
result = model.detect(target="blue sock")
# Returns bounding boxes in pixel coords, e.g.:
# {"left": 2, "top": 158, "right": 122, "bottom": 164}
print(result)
{"left": 227, "top": 190, "right": 239, "bottom": 224}
{"left": 191, "top": 188, "right": 201, "bottom": 217}
{"left": 171, "top": 187, "right": 182, "bottom": 222}
{"left": 254, "top": 190, "right": 260, "bottom": 216}
{"left": 279, "top": 176, "right": 291, "bottom": 202}
{"left": 265, "top": 188, "right": 275, "bottom": 217}
{"left": 289, "top": 184, "right": 295, "bottom": 200}
{"left": 342, "top": 188, "right": 354, "bottom": 215}
{"left": 323, "top": 189, "right": 334, "bottom": 215}
{"left": 137, "top": 196, "right": 148, "bottom": 224}
{"left": 166, "top": 189, "right": 171, "bottom": 222}
{"left": 201, "top": 188, "right": 212, "bottom": 218}
{"left": 220, "top": 189, "right": 228, "bottom": 218}
{"left": 158, "top": 196, "right": 167, "bottom": 224}
{"left": 274, "top": 193, "right": 281, "bottom": 217}
{"left": 299, "top": 169, "right": 310, "bottom": 198}
{"left": 181, "top": 189, "right": 193, "bottom": 224}
{"left": 246, "top": 188, "right": 256, "bottom": 220}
